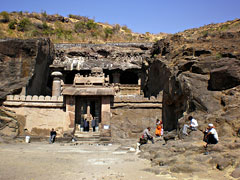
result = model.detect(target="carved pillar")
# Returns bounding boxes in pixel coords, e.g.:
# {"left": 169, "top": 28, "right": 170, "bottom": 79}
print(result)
{"left": 51, "top": 71, "right": 62, "bottom": 96}
{"left": 112, "top": 72, "right": 120, "bottom": 84}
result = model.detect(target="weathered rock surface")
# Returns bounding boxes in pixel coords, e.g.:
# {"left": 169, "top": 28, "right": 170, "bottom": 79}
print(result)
{"left": 138, "top": 135, "right": 240, "bottom": 179}
{"left": 0, "top": 38, "right": 54, "bottom": 102}
{"left": 145, "top": 31, "right": 240, "bottom": 134}
{"left": 0, "top": 106, "right": 23, "bottom": 138}
{"left": 139, "top": 28, "right": 240, "bottom": 179}
{"left": 53, "top": 43, "right": 152, "bottom": 70}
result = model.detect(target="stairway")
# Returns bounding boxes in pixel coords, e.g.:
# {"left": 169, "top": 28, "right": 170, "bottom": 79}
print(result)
{"left": 74, "top": 131, "right": 101, "bottom": 143}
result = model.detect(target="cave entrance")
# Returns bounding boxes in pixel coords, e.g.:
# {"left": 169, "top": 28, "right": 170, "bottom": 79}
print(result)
{"left": 120, "top": 71, "right": 138, "bottom": 84}
{"left": 75, "top": 96, "right": 101, "bottom": 132}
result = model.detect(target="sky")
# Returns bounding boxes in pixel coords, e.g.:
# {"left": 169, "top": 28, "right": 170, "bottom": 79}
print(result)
{"left": 1, "top": 0, "right": 240, "bottom": 34}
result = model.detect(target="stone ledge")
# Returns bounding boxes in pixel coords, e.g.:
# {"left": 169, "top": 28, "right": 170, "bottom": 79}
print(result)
{"left": 6, "top": 95, "right": 63, "bottom": 102}
{"left": 114, "top": 95, "right": 162, "bottom": 103}
{"left": 112, "top": 103, "right": 162, "bottom": 109}
{"left": 3, "top": 101, "right": 64, "bottom": 108}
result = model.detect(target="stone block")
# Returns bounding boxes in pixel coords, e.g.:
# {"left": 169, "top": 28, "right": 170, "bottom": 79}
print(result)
{"left": 32, "top": 95, "right": 39, "bottom": 101}
{"left": 58, "top": 96, "right": 63, "bottom": 101}
{"left": 51, "top": 96, "right": 58, "bottom": 101}
{"left": 150, "top": 96, "right": 156, "bottom": 100}
{"left": 20, "top": 95, "right": 26, "bottom": 101}
{"left": 26, "top": 95, "right": 32, "bottom": 101}
{"left": 45, "top": 96, "right": 51, "bottom": 101}
{"left": 39, "top": 96, "right": 45, "bottom": 101}
{"left": 6, "top": 95, "right": 13, "bottom": 101}
{"left": 13, "top": 95, "right": 20, "bottom": 100}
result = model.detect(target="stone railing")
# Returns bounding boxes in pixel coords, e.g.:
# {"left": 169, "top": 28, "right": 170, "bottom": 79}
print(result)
{"left": 113, "top": 94, "right": 162, "bottom": 109}
{"left": 3, "top": 95, "right": 64, "bottom": 107}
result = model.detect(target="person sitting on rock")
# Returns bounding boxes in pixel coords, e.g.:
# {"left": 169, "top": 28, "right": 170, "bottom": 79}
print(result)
{"left": 142, "top": 127, "right": 154, "bottom": 144}
{"left": 182, "top": 116, "right": 198, "bottom": 135}
{"left": 203, "top": 123, "right": 219, "bottom": 148}
{"left": 49, "top": 128, "right": 57, "bottom": 144}
{"left": 155, "top": 119, "right": 163, "bottom": 137}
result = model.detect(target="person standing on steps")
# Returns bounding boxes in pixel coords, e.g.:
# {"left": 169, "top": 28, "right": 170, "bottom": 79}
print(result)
{"left": 182, "top": 116, "right": 198, "bottom": 135}
{"left": 49, "top": 128, "right": 57, "bottom": 144}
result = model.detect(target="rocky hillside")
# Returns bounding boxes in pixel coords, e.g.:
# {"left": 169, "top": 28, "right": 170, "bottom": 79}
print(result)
{"left": 144, "top": 19, "right": 240, "bottom": 135}
{"left": 0, "top": 11, "right": 166, "bottom": 43}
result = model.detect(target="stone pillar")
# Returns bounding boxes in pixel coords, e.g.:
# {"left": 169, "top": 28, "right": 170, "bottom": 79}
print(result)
{"left": 100, "top": 96, "right": 111, "bottom": 139}
{"left": 112, "top": 72, "right": 120, "bottom": 84}
{"left": 20, "top": 87, "right": 26, "bottom": 95}
{"left": 51, "top": 71, "right": 62, "bottom": 96}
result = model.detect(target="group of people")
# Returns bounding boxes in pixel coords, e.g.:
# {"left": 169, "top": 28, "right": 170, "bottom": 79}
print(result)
{"left": 182, "top": 116, "right": 219, "bottom": 147}
{"left": 139, "top": 116, "right": 219, "bottom": 148}
{"left": 139, "top": 119, "right": 163, "bottom": 145}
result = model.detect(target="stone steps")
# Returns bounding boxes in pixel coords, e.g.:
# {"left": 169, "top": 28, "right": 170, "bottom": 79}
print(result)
{"left": 74, "top": 132, "right": 100, "bottom": 142}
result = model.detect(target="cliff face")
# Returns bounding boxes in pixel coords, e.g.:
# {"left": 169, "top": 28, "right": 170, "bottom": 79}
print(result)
{"left": 53, "top": 43, "right": 152, "bottom": 71}
{"left": 0, "top": 38, "right": 54, "bottom": 102}
{"left": 145, "top": 31, "right": 240, "bottom": 134}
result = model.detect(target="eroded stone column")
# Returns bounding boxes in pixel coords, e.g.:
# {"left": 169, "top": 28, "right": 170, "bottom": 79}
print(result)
{"left": 100, "top": 96, "right": 111, "bottom": 139}
{"left": 112, "top": 72, "right": 120, "bottom": 84}
{"left": 51, "top": 71, "right": 62, "bottom": 96}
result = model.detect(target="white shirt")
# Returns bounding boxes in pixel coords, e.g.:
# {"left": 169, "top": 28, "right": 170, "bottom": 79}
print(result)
{"left": 190, "top": 118, "right": 198, "bottom": 128}
{"left": 143, "top": 129, "right": 151, "bottom": 139}
{"left": 209, "top": 128, "right": 219, "bottom": 141}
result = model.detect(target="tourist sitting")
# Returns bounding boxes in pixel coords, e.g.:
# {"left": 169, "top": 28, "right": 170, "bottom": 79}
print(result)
{"left": 141, "top": 127, "right": 154, "bottom": 145}
{"left": 49, "top": 128, "right": 57, "bottom": 144}
{"left": 203, "top": 123, "right": 219, "bottom": 148}
{"left": 155, "top": 119, "right": 163, "bottom": 137}
{"left": 182, "top": 116, "right": 198, "bottom": 135}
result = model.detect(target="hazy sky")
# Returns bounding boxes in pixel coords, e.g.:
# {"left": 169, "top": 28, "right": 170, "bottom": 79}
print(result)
{"left": 1, "top": 0, "right": 240, "bottom": 34}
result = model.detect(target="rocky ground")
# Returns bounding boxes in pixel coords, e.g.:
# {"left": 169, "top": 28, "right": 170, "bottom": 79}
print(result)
{"left": 0, "top": 134, "right": 240, "bottom": 180}
{"left": 139, "top": 131, "right": 240, "bottom": 180}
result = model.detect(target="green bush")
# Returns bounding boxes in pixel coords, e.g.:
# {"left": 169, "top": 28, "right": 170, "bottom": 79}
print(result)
{"left": 74, "top": 19, "right": 98, "bottom": 33}
{"left": 17, "top": 18, "right": 32, "bottom": 31}
{"left": 219, "top": 24, "right": 229, "bottom": 31}
{"left": 68, "top": 14, "right": 89, "bottom": 21}
{"left": 122, "top": 25, "right": 132, "bottom": 33}
{"left": 41, "top": 11, "right": 47, "bottom": 18}
{"left": 8, "top": 20, "right": 17, "bottom": 30}
{"left": 0, "top": 11, "right": 10, "bottom": 23}
{"left": 31, "top": 29, "right": 41, "bottom": 37}
{"left": 86, "top": 20, "right": 98, "bottom": 30}
{"left": 42, "top": 22, "right": 49, "bottom": 30}
{"left": 112, "top": 24, "right": 121, "bottom": 33}
{"left": 104, "top": 27, "right": 113, "bottom": 39}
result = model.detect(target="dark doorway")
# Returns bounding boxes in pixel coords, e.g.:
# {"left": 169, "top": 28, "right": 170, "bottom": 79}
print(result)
{"left": 75, "top": 96, "right": 101, "bottom": 132}
{"left": 120, "top": 71, "right": 138, "bottom": 84}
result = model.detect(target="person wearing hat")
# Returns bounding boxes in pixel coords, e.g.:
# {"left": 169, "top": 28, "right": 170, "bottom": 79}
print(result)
{"left": 203, "top": 123, "right": 219, "bottom": 147}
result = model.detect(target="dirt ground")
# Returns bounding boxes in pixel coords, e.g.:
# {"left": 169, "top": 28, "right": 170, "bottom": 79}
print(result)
{"left": 0, "top": 141, "right": 181, "bottom": 180}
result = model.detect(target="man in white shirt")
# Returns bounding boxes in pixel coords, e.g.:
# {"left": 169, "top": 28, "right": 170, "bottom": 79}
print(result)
{"left": 142, "top": 127, "right": 154, "bottom": 144}
{"left": 182, "top": 116, "right": 198, "bottom": 135}
{"left": 204, "top": 123, "right": 219, "bottom": 147}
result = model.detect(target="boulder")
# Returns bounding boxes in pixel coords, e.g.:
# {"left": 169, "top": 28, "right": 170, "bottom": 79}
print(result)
{"left": 231, "top": 167, "right": 240, "bottom": 178}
